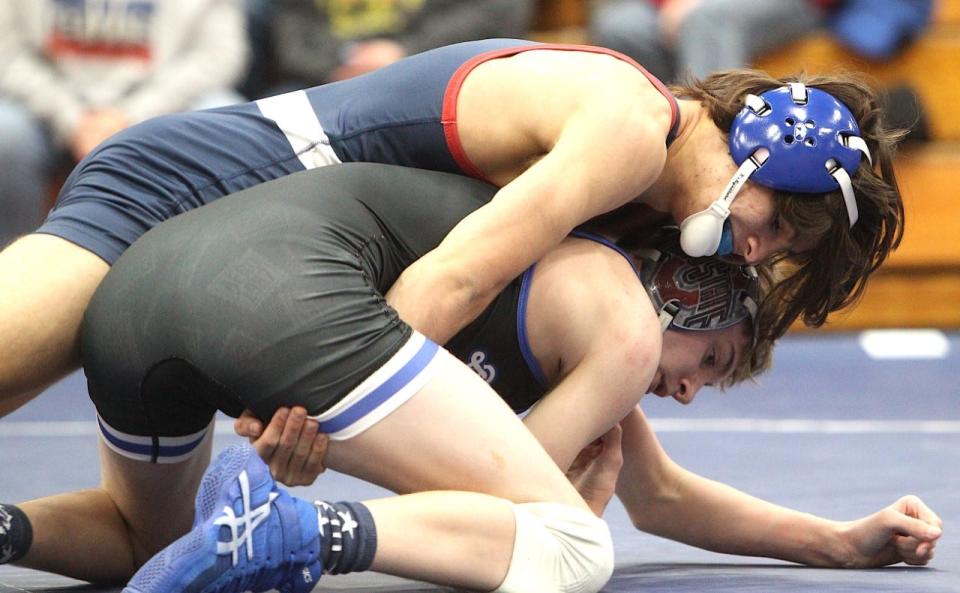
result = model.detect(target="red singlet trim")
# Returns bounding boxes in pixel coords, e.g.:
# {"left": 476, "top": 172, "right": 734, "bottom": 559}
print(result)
{"left": 441, "top": 43, "right": 680, "bottom": 184}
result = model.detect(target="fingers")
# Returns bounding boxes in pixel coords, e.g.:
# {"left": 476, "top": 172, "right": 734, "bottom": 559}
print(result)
{"left": 272, "top": 407, "right": 309, "bottom": 480}
{"left": 896, "top": 494, "right": 944, "bottom": 531}
{"left": 234, "top": 409, "right": 264, "bottom": 440}
{"left": 246, "top": 407, "right": 330, "bottom": 487}
{"left": 912, "top": 538, "right": 937, "bottom": 564}
{"left": 596, "top": 424, "right": 624, "bottom": 471}
{"left": 567, "top": 425, "right": 626, "bottom": 517}
{"left": 884, "top": 503, "right": 943, "bottom": 542}
{"left": 250, "top": 407, "right": 290, "bottom": 460}
{"left": 567, "top": 426, "right": 625, "bottom": 479}
{"left": 892, "top": 534, "right": 936, "bottom": 566}
{"left": 569, "top": 442, "right": 602, "bottom": 471}
{"left": 284, "top": 414, "right": 319, "bottom": 486}
{"left": 300, "top": 432, "right": 331, "bottom": 486}
{"left": 865, "top": 504, "right": 944, "bottom": 567}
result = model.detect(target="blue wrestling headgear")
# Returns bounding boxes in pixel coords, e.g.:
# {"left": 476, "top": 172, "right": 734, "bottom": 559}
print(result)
{"left": 680, "top": 82, "right": 873, "bottom": 257}
{"left": 636, "top": 235, "right": 759, "bottom": 334}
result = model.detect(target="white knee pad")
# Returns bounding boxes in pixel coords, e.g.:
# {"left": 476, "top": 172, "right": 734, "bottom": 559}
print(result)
{"left": 493, "top": 502, "right": 614, "bottom": 593}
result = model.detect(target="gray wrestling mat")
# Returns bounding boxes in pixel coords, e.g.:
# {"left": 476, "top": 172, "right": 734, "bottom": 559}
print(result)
{"left": 1, "top": 563, "right": 955, "bottom": 593}
{"left": 2, "top": 332, "right": 958, "bottom": 592}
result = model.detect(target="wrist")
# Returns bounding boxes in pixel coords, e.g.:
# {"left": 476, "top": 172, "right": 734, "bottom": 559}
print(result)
{"left": 812, "top": 519, "right": 855, "bottom": 567}
{"left": 774, "top": 513, "right": 849, "bottom": 567}
{"left": 577, "top": 485, "right": 616, "bottom": 517}
{"left": 830, "top": 520, "right": 866, "bottom": 568}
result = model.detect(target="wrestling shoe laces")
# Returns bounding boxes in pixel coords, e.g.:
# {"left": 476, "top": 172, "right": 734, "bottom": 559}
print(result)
{"left": 214, "top": 469, "right": 278, "bottom": 566}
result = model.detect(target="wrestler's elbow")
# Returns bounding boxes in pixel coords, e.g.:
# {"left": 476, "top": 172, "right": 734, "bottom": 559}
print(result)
{"left": 433, "top": 269, "right": 499, "bottom": 339}
{"left": 388, "top": 260, "right": 496, "bottom": 343}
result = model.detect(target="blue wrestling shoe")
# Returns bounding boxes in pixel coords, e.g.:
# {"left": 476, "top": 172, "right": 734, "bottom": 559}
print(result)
{"left": 123, "top": 444, "right": 324, "bottom": 593}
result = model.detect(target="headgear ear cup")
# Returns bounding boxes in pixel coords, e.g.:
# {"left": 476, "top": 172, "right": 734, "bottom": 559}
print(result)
{"left": 716, "top": 221, "right": 734, "bottom": 256}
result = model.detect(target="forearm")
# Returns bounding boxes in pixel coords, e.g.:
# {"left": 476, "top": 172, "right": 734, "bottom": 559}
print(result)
{"left": 386, "top": 179, "right": 577, "bottom": 343}
{"left": 385, "top": 255, "right": 493, "bottom": 344}
{"left": 626, "top": 466, "right": 847, "bottom": 566}
{"left": 617, "top": 407, "right": 848, "bottom": 566}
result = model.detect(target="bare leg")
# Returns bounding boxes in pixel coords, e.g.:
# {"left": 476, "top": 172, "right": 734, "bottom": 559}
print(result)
{"left": 0, "top": 234, "right": 109, "bottom": 414}
{"left": 19, "top": 489, "right": 139, "bottom": 582}
{"left": 363, "top": 492, "right": 516, "bottom": 590}
{"left": 98, "top": 430, "right": 216, "bottom": 565}
{"left": 325, "top": 351, "right": 587, "bottom": 506}
{"left": 0, "top": 386, "right": 44, "bottom": 417}
{"left": 24, "top": 355, "right": 595, "bottom": 590}
{"left": 16, "top": 430, "right": 215, "bottom": 584}
{"left": 324, "top": 349, "right": 591, "bottom": 588}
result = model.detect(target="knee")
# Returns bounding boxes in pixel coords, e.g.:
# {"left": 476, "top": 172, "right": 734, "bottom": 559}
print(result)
{"left": 494, "top": 502, "right": 615, "bottom": 593}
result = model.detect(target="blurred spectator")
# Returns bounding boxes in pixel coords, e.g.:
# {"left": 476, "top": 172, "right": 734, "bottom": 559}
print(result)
{"left": 241, "top": 0, "right": 276, "bottom": 99}
{"left": 829, "top": 0, "right": 935, "bottom": 144}
{"left": 589, "top": 0, "right": 833, "bottom": 83}
{"left": 0, "top": 0, "right": 249, "bottom": 247}
{"left": 829, "top": 0, "right": 933, "bottom": 61}
{"left": 268, "top": 0, "right": 534, "bottom": 91}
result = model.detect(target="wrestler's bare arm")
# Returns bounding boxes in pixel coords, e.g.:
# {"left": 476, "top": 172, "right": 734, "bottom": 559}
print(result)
{"left": 520, "top": 239, "right": 661, "bottom": 471}
{"left": 386, "top": 66, "right": 673, "bottom": 344}
{"left": 615, "top": 406, "right": 943, "bottom": 567}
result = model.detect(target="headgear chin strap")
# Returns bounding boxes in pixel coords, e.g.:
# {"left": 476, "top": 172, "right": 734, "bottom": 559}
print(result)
{"left": 680, "top": 149, "right": 769, "bottom": 257}
{"left": 679, "top": 82, "right": 873, "bottom": 258}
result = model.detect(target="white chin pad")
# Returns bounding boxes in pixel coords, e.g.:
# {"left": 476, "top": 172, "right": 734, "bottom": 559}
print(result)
{"left": 679, "top": 210, "right": 724, "bottom": 257}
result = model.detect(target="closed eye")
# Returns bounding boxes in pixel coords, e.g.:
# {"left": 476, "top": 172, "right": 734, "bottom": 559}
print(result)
{"left": 703, "top": 347, "right": 717, "bottom": 368}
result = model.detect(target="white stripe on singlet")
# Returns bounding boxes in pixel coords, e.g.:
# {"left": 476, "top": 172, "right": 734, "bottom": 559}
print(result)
{"left": 97, "top": 414, "right": 211, "bottom": 464}
{"left": 312, "top": 331, "right": 443, "bottom": 441}
{"left": 256, "top": 90, "right": 342, "bottom": 170}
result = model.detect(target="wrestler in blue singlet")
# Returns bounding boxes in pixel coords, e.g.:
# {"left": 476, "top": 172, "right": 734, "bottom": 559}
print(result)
{"left": 38, "top": 38, "right": 679, "bottom": 265}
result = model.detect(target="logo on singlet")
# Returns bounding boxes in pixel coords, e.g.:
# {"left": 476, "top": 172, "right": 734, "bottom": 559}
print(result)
{"left": 467, "top": 350, "right": 497, "bottom": 383}
{"left": 0, "top": 507, "right": 10, "bottom": 536}
{"left": 0, "top": 506, "right": 15, "bottom": 563}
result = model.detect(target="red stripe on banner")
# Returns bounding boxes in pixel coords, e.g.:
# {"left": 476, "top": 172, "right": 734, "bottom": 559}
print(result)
{"left": 46, "top": 34, "right": 151, "bottom": 61}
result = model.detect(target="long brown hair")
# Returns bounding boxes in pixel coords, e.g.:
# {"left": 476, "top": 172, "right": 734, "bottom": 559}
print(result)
{"left": 674, "top": 70, "right": 905, "bottom": 341}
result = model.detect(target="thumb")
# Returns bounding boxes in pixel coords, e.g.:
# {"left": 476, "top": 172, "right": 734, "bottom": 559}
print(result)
{"left": 598, "top": 425, "right": 624, "bottom": 463}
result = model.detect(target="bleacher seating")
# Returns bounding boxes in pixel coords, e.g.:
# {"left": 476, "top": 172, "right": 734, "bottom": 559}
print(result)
{"left": 532, "top": 0, "right": 960, "bottom": 329}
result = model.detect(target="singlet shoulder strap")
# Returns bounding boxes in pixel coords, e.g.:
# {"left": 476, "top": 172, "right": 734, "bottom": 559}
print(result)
{"left": 569, "top": 230, "right": 642, "bottom": 279}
